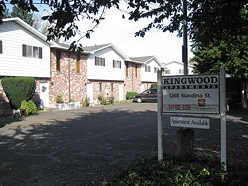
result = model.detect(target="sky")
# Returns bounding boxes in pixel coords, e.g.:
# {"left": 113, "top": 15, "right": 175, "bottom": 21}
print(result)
{"left": 73, "top": 7, "right": 193, "bottom": 64}
{"left": 8, "top": 2, "right": 193, "bottom": 64}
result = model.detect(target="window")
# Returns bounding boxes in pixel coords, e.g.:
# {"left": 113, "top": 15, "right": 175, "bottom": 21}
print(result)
{"left": 165, "top": 68, "right": 170, "bottom": 74}
{"left": 0, "top": 40, "right": 2, "bottom": 54}
{"left": 113, "top": 60, "right": 121, "bottom": 68}
{"left": 99, "top": 83, "right": 102, "bottom": 91}
{"left": 154, "top": 67, "right": 159, "bottom": 73}
{"left": 145, "top": 65, "right": 151, "bottom": 72}
{"left": 95, "top": 57, "right": 105, "bottom": 66}
{"left": 56, "top": 50, "right": 61, "bottom": 72}
{"left": 22, "top": 44, "right": 42, "bottom": 59}
{"left": 179, "top": 69, "right": 184, "bottom": 74}
{"left": 76, "top": 53, "right": 80, "bottom": 73}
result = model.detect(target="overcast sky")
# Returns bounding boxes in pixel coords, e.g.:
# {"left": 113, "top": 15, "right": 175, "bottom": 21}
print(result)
{"left": 31, "top": 3, "right": 193, "bottom": 64}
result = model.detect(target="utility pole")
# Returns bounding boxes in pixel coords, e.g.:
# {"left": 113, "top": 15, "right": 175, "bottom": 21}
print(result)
{"left": 183, "top": 0, "right": 188, "bottom": 75}
{"left": 177, "top": 0, "right": 194, "bottom": 156}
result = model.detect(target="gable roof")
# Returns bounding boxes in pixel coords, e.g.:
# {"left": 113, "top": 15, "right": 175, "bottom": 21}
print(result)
{"left": 164, "top": 61, "right": 194, "bottom": 68}
{"left": 129, "top": 55, "right": 162, "bottom": 66}
{"left": 53, "top": 43, "right": 130, "bottom": 60}
{"left": 2, "top": 17, "right": 58, "bottom": 47}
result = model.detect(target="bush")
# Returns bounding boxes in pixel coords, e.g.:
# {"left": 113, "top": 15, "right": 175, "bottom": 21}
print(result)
{"left": 126, "top": 91, "right": 138, "bottom": 100}
{"left": 82, "top": 96, "right": 90, "bottom": 107}
{"left": 56, "top": 94, "right": 64, "bottom": 103}
{"left": 109, "top": 154, "right": 248, "bottom": 186}
{"left": 151, "top": 82, "right": 157, "bottom": 88}
{"left": 1, "top": 77, "right": 36, "bottom": 109}
{"left": 20, "top": 100, "right": 38, "bottom": 116}
{"left": 98, "top": 93, "right": 107, "bottom": 105}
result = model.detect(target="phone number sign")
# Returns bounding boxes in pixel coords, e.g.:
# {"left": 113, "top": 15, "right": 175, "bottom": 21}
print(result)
{"left": 162, "top": 74, "right": 220, "bottom": 114}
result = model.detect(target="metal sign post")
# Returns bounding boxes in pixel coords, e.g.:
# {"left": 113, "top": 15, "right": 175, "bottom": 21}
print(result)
{"left": 157, "top": 70, "right": 163, "bottom": 160}
{"left": 220, "top": 67, "right": 227, "bottom": 170}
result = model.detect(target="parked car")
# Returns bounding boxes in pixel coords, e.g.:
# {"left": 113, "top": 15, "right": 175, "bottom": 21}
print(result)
{"left": 133, "top": 88, "right": 157, "bottom": 103}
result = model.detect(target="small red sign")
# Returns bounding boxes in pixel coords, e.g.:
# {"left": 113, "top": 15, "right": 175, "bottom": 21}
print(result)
{"left": 198, "top": 99, "right": 206, "bottom": 107}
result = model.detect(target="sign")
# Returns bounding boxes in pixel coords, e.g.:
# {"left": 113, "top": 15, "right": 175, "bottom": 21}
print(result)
{"left": 170, "top": 116, "right": 210, "bottom": 129}
{"left": 162, "top": 74, "right": 219, "bottom": 114}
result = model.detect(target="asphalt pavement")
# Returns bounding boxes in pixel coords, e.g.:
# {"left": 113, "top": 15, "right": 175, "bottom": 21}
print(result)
{"left": 0, "top": 103, "right": 248, "bottom": 185}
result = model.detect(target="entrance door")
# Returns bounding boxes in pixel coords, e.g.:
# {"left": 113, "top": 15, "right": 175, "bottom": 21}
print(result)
{"left": 86, "top": 83, "right": 93, "bottom": 103}
{"left": 39, "top": 82, "right": 49, "bottom": 107}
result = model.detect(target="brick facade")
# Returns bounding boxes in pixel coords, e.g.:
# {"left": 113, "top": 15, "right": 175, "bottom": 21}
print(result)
{"left": 49, "top": 48, "right": 88, "bottom": 104}
{"left": 124, "top": 62, "right": 142, "bottom": 94}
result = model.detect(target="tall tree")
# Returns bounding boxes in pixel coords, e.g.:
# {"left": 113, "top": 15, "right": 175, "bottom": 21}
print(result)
{"left": 0, "top": 0, "right": 247, "bottom": 76}
{"left": 10, "top": 5, "right": 34, "bottom": 26}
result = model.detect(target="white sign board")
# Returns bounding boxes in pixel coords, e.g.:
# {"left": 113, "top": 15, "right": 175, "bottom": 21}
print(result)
{"left": 163, "top": 74, "right": 219, "bottom": 114}
{"left": 170, "top": 116, "right": 210, "bottom": 129}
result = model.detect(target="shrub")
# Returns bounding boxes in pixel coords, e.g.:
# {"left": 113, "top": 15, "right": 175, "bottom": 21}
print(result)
{"left": 82, "top": 96, "right": 90, "bottom": 107}
{"left": 20, "top": 100, "right": 38, "bottom": 116}
{"left": 56, "top": 94, "right": 64, "bottom": 103}
{"left": 151, "top": 82, "right": 157, "bottom": 88}
{"left": 109, "top": 154, "right": 245, "bottom": 186}
{"left": 126, "top": 91, "right": 138, "bottom": 100}
{"left": 98, "top": 93, "right": 107, "bottom": 105}
{"left": 1, "top": 77, "right": 36, "bottom": 109}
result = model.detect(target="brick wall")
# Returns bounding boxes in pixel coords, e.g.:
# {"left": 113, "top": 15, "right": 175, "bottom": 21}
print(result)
{"left": 124, "top": 62, "right": 142, "bottom": 95}
{"left": 49, "top": 49, "right": 88, "bottom": 104}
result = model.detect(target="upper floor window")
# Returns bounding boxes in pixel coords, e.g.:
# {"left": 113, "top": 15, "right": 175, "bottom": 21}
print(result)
{"left": 95, "top": 57, "right": 105, "bottom": 66}
{"left": 113, "top": 60, "right": 121, "bottom": 68}
{"left": 145, "top": 65, "right": 151, "bottom": 72}
{"left": 76, "top": 53, "right": 81, "bottom": 73}
{"left": 165, "top": 68, "right": 170, "bottom": 74}
{"left": 179, "top": 69, "right": 184, "bottom": 74}
{"left": 0, "top": 40, "right": 2, "bottom": 54}
{"left": 56, "top": 50, "right": 61, "bottom": 72}
{"left": 22, "top": 44, "right": 42, "bottom": 59}
{"left": 154, "top": 67, "right": 159, "bottom": 73}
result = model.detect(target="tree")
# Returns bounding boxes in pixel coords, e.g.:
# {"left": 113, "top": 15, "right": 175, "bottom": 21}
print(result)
{"left": 0, "top": 0, "right": 247, "bottom": 74}
{"left": 10, "top": 5, "right": 34, "bottom": 26}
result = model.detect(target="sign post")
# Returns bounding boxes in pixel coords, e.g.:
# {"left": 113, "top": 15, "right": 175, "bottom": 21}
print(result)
{"left": 157, "top": 70, "right": 163, "bottom": 160}
{"left": 158, "top": 68, "right": 226, "bottom": 169}
{"left": 220, "top": 67, "right": 227, "bottom": 170}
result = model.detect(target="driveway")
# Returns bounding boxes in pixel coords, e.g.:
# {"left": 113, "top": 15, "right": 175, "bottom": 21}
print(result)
{"left": 0, "top": 103, "right": 248, "bottom": 185}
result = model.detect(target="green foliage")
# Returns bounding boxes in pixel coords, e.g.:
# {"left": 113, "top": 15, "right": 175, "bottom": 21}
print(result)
{"left": 109, "top": 154, "right": 248, "bottom": 186}
{"left": 98, "top": 93, "right": 107, "bottom": 105}
{"left": 81, "top": 97, "right": 90, "bottom": 107}
{"left": 10, "top": 5, "right": 34, "bottom": 26}
{"left": 126, "top": 91, "right": 138, "bottom": 100}
{"left": 20, "top": 100, "right": 38, "bottom": 116}
{"left": 55, "top": 94, "right": 63, "bottom": 103}
{"left": 151, "top": 83, "right": 157, "bottom": 88}
{"left": 1, "top": 77, "right": 36, "bottom": 109}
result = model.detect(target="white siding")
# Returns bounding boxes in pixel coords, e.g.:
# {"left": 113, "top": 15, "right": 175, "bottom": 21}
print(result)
{"left": 141, "top": 59, "right": 161, "bottom": 82}
{"left": 0, "top": 21, "right": 50, "bottom": 78}
{"left": 87, "top": 47, "right": 125, "bottom": 81}
{"left": 163, "top": 61, "right": 194, "bottom": 75}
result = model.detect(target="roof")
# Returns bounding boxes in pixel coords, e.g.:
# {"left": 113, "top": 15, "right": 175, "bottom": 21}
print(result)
{"left": 163, "top": 61, "right": 195, "bottom": 68}
{"left": 53, "top": 43, "right": 130, "bottom": 60}
{"left": 2, "top": 17, "right": 58, "bottom": 47}
{"left": 129, "top": 55, "right": 162, "bottom": 66}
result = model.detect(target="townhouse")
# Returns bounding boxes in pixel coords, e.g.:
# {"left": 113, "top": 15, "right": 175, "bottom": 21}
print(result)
{"left": 0, "top": 17, "right": 163, "bottom": 116}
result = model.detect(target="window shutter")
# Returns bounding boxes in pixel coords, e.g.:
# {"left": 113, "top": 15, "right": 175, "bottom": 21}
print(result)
{"left": 0, "top": 41, "right": 2, "bottom": 54}
{"left": 39, "top": 47, "right": 42, "bottom": 59}
{"left": 22, "top": 44, "right": 26, "bottom": 57}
